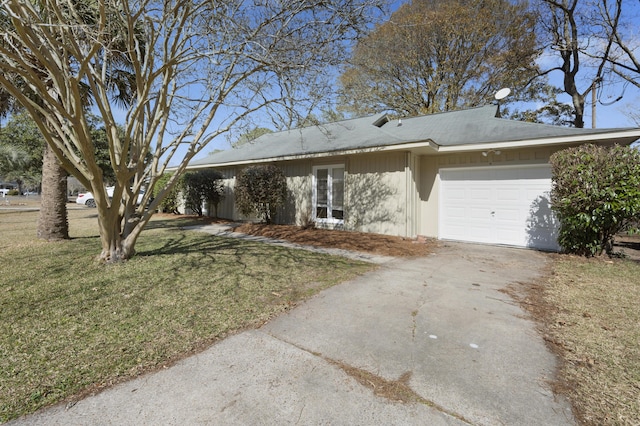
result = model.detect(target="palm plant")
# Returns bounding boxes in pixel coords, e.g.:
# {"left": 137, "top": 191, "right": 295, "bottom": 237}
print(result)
{"left": 0, "top": 143, "right": 28, "bottom": 175}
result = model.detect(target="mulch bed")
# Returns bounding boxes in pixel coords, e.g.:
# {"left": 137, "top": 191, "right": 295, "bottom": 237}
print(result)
{"left": 231, "top": 223, "right": 437, "bottom": 258}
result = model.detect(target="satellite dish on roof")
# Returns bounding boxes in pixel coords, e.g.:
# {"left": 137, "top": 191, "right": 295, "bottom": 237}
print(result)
{"left": 493, "top": 88, "right": 511, "bottom": 118}
{"left": 494, "top": 88, "right": 511, "bottom": 101}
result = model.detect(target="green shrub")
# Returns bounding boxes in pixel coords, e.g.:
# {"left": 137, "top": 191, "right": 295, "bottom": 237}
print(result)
{"left": 550, "top": 144, "right": 640, "bottom": 256}
{"left": 153, "top": 173, "right": 182, "bottom": 214}
{"left": 181, "top": 169, "right": 225, "bottom": 217}
{"left": 7, "top": 189, "right": 19, "bottom": 196}
{"left": 235, "top": 165, "right": 287, "bottom": 224}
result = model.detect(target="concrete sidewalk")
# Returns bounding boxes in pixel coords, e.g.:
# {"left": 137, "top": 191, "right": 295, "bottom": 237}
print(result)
{"left": 8, "top": 242, "right": 575, "bottom": 425}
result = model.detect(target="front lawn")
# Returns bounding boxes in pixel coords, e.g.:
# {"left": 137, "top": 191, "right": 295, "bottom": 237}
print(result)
{"left": 528, "top": 256, "right": 640, "bottom": 425}
{"left": 0, "top": 208, "right": 374, "bottom": 422}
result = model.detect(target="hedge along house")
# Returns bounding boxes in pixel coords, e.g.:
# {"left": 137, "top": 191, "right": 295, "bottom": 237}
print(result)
{"left": 186, "top": 105, "right": 640, "bottom": 251}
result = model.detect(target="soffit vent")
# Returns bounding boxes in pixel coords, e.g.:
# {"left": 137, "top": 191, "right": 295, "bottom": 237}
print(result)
{"left": 372, "top": 115, "right": 390, "bottom": 128}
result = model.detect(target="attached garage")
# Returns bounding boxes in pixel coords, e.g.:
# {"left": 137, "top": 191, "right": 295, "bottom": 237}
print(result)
{"left": 439, "top": 165, "right": 559, "bottom": 251}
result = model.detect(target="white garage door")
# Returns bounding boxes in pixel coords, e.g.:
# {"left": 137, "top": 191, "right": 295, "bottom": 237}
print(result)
{"left": 439, "top": 166, "right": 559, "bottom": 250}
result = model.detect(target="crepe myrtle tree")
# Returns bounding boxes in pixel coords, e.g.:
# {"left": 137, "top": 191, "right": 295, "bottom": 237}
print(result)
{"left": 0, "top": 0, "right": 384, "bottom": 262}
{"left": 0, "top": 0, "right": 141, "bottom": 242}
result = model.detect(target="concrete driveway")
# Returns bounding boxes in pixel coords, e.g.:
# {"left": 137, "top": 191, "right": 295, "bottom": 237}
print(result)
{"left": 9, "top": 242, "right": 574, "bottom": 425}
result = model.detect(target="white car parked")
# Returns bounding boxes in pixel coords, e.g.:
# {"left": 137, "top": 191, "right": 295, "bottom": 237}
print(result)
{"left": 75, "top": 191, "right": 97, "bottom": 207}
{"left": 76, "top": 187, "right": 145, "bottom": 208}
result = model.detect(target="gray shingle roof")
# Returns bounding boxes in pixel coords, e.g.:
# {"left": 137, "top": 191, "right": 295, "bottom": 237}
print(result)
{"left": 189, "top": 105, "right": 638, "bottom": 167}
{"left": 388, "top": 106, "right": 622, "bottom": 146}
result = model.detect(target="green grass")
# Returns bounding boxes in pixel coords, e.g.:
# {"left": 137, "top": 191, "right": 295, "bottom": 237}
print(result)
{"left": 545, "top": 258, "right": 640, "bottom": 425}
{"left": 0, "top": 208, "right": 374, "bottom": 422}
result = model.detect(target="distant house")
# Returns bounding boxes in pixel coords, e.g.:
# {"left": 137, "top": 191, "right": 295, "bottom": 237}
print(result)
{"left": 186, "top": 105, "right": 640, "bottom": 251}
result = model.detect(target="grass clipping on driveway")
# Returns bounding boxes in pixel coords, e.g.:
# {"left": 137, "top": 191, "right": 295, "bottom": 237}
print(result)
{"left": 532, "top": 257, "right": 640, "bottom": 425}
{"left": 0, "top": 209, "right": 374, "bottom": 422}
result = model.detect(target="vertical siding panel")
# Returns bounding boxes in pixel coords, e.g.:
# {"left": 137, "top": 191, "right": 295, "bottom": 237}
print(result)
{"left": 217, "top": 167, "right": 237, "bottom": 220}
{"left": 406, "top": 152, "right": 419, "bottom": 238}
{"left": 346, "top": 152, "right": 408, "bottom": 237}
{"left": 419, "top": 156, "right": 438, "bottom": 238}
{"left": 278, "top": 161, "right": 312, "bottom": 225}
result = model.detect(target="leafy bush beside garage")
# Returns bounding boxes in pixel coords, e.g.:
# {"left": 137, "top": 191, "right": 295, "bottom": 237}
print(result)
{"left": 550, "top": 144, "right": 640, "bottom": 256}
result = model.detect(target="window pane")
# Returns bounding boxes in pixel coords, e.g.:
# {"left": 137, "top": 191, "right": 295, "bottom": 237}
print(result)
{"left": 317, "top": 169, "right": 328, "bottom": 205}
{"left": 331, "top": 168, "right": 344, "bottom": 210}
{"left": 314, "top": 166, "right": 344, "bottom": 222}
{"left": 331, "top": 168, "right": 344, "bottom": 220}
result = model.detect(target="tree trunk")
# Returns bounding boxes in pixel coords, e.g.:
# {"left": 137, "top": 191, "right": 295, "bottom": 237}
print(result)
{"left": 95, "top": 202, "right": 144, "bottom": 262}
{"left": 37, "top": 143, "right": 69, "bottom": 240}
{"left": 570, "top": 91, "right": 585, "bottom": 128}
{"left": 573, "top": 103, "right": 585, "bottom": 128}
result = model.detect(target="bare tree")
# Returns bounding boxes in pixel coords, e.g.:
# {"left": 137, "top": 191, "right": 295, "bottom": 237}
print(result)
{"left": 537, "top": 0, "right": 621, "bottom": 128}
{"left": 597, "top": 0, "right": 640, "bottom": 90}
{"left": 339, "top": 0, "right": 540, "bottom": 117}
{"left": 0, "top": 0, "right": 383, "bottom": 262}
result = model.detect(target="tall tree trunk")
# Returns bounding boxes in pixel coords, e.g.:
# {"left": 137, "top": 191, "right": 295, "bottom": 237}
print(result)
{"left": 37, "top": 143, "right": 69, "bottom": 240}
{"left": 571, "top": 92, "right": 585, "bottom": 128}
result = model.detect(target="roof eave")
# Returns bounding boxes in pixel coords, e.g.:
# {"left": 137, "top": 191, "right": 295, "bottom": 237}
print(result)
{"left": 183, "top": 128, "right": 640, "bottom": 170}
{"left": 437, "top": 129, "right": 640, "bottom": 153}
{"left": 185, "top": 140, "right": 439, "bottom": 169}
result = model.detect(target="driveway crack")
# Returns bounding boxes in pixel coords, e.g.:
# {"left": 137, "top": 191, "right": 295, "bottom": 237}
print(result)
{"left": 263, "top": 331, "right": 473, "bottom": 425}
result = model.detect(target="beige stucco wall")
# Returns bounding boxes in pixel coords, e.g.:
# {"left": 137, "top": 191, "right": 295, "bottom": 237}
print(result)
{"left": 208, "top": 151, "right": 419, "bottom": 237}
{"left": 418, "top": 146, "right": 562, "bottom": 238}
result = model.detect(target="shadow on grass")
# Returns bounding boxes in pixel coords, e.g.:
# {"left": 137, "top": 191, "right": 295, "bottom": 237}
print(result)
{"left": 135, "top": 229, "right": 362, "bottom": 289}
{"left": 144, "top": 214, "right": 234, "bottom": 231}
{"left": 0, "top": 213, "right": 374, "bottom": 423}
{"left": 138, "top": 231, "right": 347, "bottom": 264}
{"left": 136, "top": 233, "right": 246, "bottom": 258}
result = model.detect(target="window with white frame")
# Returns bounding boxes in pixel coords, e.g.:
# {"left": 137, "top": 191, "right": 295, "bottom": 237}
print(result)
{"left": 313, "top": 165, "right": 344, "bottom": 222}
